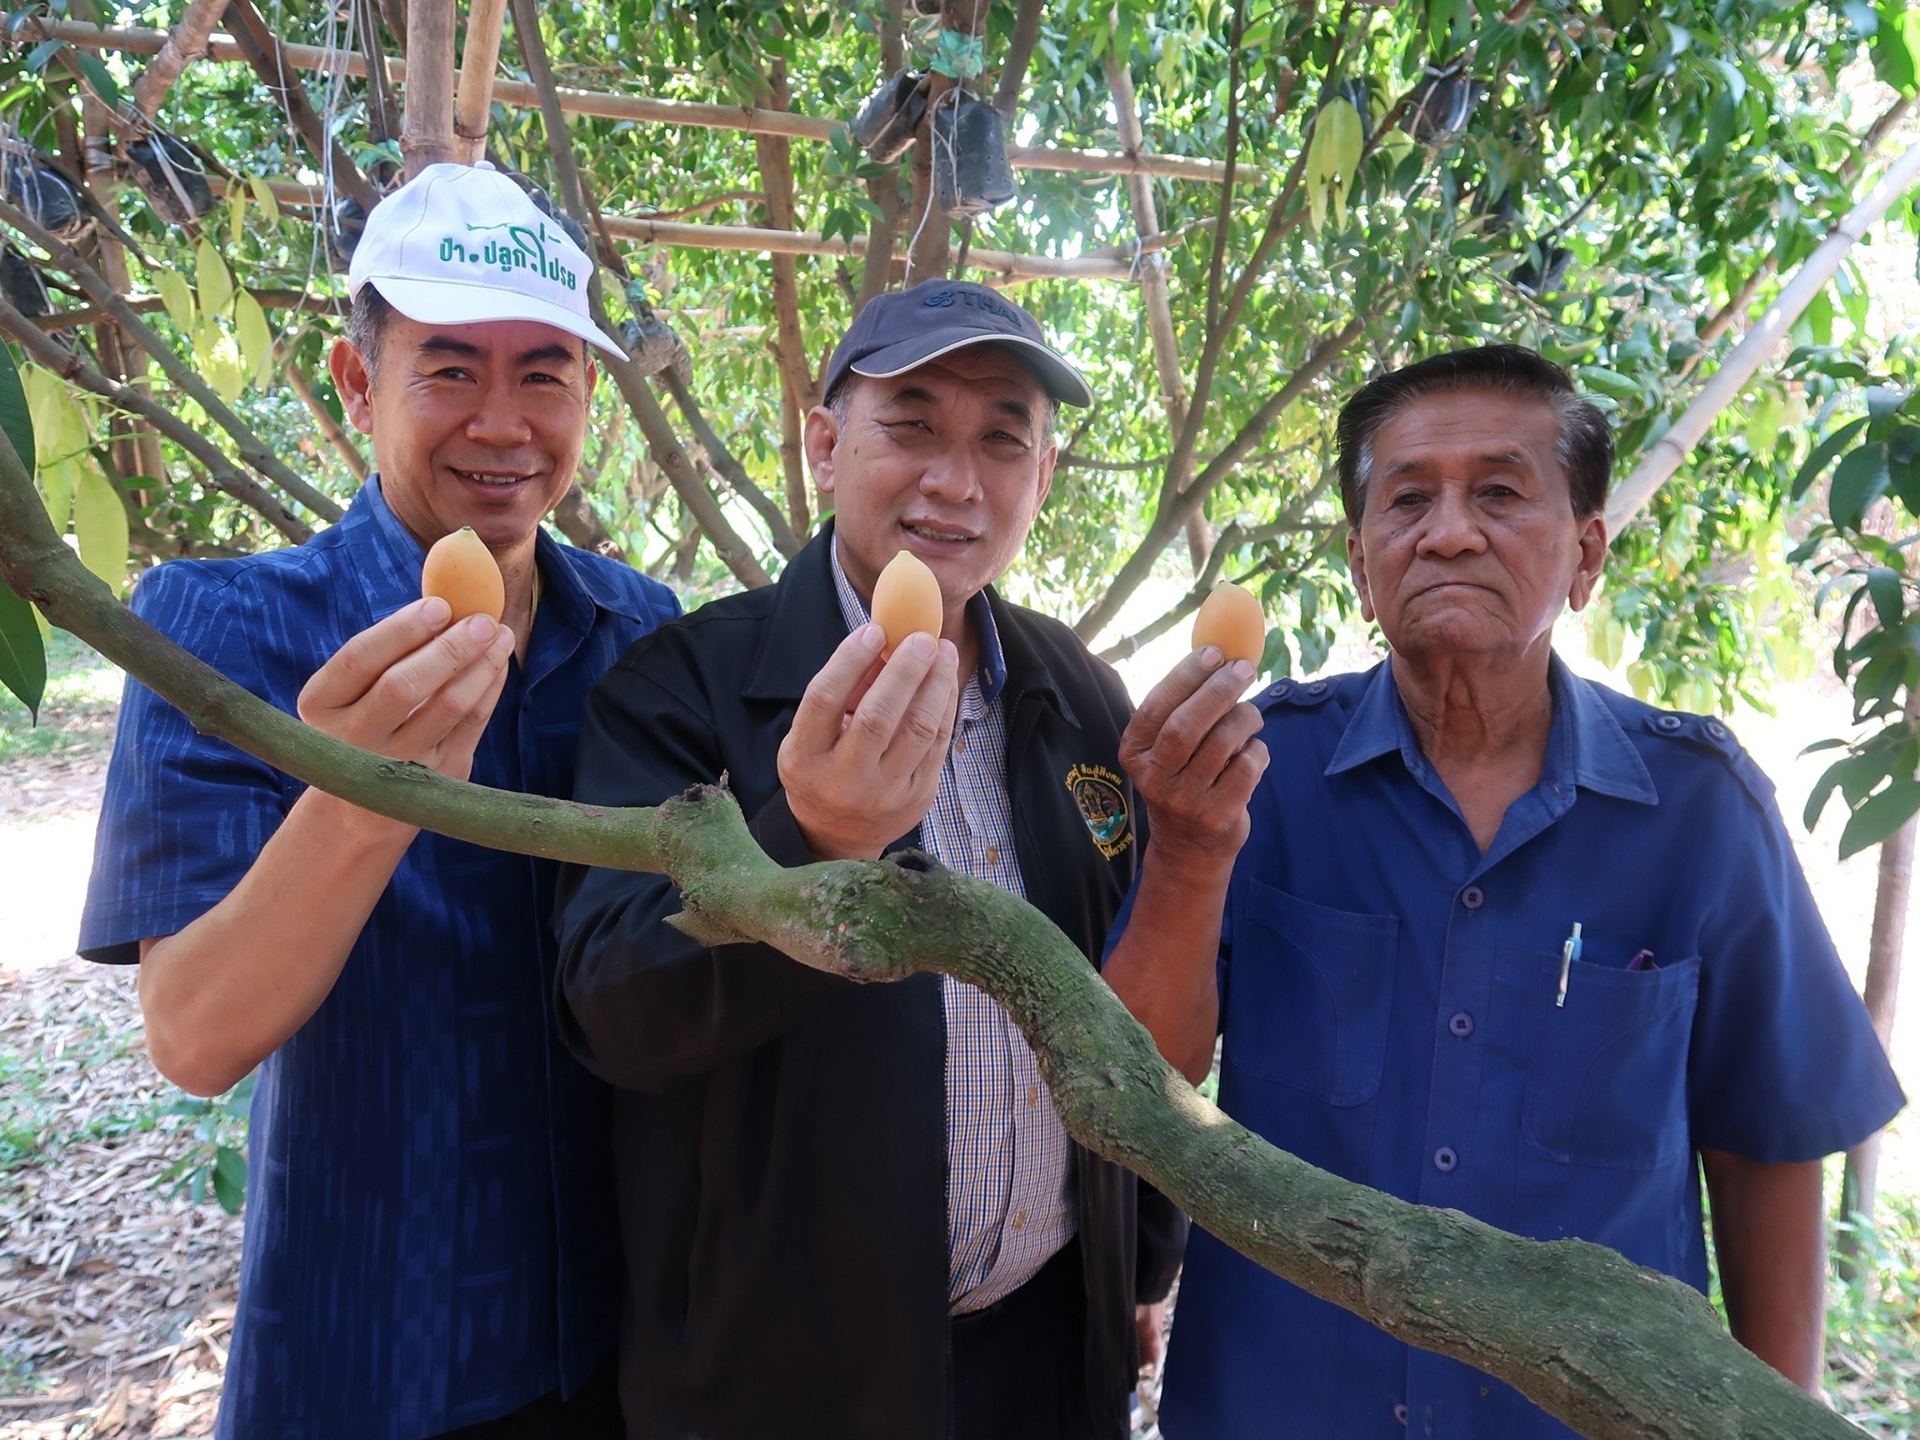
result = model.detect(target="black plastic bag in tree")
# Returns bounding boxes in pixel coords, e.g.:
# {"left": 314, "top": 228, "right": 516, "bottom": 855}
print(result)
{"left": 0, "top": 245, "right": 52, "bottom": 320}
{"left": 850, "top": 70, "right": 927, "bottom": 165}
{"left": 933, "top": 95, "right": 1013, "bottom": 220}
{"left": 127, "top": 131, "right": 215, "bottom": 224}
{"left": 1, "top": 152, "right": 87, "bottom": 240}
{"left": 327, "top": 194, "right": 368, "bottom": 269}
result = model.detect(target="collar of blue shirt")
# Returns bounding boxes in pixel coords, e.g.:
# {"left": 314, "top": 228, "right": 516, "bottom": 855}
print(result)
{"left": 1324, "top": 653, "right": 1658, "bottom": 806}
{"left": 352, "top": 473, "right": 658, "bottom": 639}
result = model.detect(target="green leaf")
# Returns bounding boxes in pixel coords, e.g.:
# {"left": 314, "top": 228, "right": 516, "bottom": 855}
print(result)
{"left": 1831, "top": 441, "right": 1893, "bottom": 528}
{"left": 1872, "top": 0, "right": 1919, "bottom": 94}
{"left": 1791, "top": 417, "right": 1869, "bottom": 501}
{"left": 1305, "top": 97, "right": 1364, "bottom": 232}
{"left": 1840, "top": 780, "right": 1920, "bottom": 859}
{"left": 0, "top": 579, "right": 45, "bottom": 721}
{"left": 1867, "top": 566, "right": 1906, "bottom": 627}
{"left": 0, "top": 342, "right": 35, "bottom": 479}
{"left": 212, "top": 1145, "right": 248, "bottom": 1214}
{"left": 73, "top": 51, "right": 120, "bottom": 111}
{"left": 234, "top": 290, "right": 274, "bottom": 387}
{"left": 196, "top": 237, "right": 233, "bottom": 321}
{"left": 246, "top": 174, "right": 280, "bottom": 224}
{"left": 72, "top": 459, "right": 128, "bottom": 597}
{"left": 155, "top": 269, "right": 197, "bottom": 332}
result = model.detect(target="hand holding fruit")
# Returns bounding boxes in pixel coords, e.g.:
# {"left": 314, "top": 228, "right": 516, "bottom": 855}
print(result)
{"left": 295, "top": 541, "right": 516, "bottom": 813}
{"left": 1117, "top": 613, "right": 1270, "bottom": 877}
{"left": 778, "top": 558, "right": 960, "bottom": 861}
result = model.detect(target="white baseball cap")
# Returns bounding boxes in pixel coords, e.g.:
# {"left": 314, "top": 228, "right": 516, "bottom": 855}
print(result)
{"left": 348, "top": 162, "right": 625, "bottom": 358}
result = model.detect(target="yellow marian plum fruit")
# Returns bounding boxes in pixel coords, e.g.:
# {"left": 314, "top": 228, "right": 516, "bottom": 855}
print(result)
{"left": 871, "top": 549, "right": 943, "bottom": 660}
{"left": 420, "top": 526, "right": 505, "bottom": 624}
{"left": 1190, "top": 581, "right": 1265, "bottom": 667}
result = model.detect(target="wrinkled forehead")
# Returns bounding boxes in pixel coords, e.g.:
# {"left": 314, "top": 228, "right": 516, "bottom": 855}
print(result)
{"left": 1371, "top": 386, "right": 1564, "bottom": 470}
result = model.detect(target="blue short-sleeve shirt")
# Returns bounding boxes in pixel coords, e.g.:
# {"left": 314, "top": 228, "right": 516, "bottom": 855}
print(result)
{"left": 79, "top": 479, "right": 680, "bottom": 1440}
{"left": 1109, "top": 655, "right": 1903, "bottom": 1440}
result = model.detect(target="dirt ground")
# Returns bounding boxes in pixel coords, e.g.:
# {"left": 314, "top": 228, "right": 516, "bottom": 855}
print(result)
{"left": 1, "top": 631, "right": 1913, "bottom": 1438}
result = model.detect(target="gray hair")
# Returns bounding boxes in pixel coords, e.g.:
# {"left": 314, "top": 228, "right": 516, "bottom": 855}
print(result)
{"left": 1336, "top": 344, "right": 1613, "bottom": 522}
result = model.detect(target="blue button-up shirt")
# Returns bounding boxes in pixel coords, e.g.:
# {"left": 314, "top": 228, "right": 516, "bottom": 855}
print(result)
{"left": 79, "top": 479, "right": 679, "bottom": 1440}
{"left": 1110, "top": 656, "right": 1903, "bottom": 1439}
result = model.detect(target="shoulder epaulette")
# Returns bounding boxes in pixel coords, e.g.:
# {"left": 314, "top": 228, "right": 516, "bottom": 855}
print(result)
{"left": 1636, "top": 708, "right": 1776, "bottom": 807}
{"left": 1257, "top": 677, "right": 1339, "bottom": 713}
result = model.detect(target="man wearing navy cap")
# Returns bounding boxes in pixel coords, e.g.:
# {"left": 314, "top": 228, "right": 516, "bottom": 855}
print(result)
{"left": 557, "top": 278, "right": 1186, "bottom": 1439}
{"left": 80, "top": 163, "right": 679, "bottom": 1438}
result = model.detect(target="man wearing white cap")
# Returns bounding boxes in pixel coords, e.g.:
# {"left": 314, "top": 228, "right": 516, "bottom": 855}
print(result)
{"left": 79, "top": 163, "right": 678, "bottom": 1439}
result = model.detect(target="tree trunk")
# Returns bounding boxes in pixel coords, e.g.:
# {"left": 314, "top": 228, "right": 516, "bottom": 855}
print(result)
{"left": 1837, "top": 692, "right": 1919, "bottom": 1272}
{"left": 0, "top": 427, "right": 1861, "bottom": 1440}
{"left": 127, "top": 0, "right": 229, "bottom": 124}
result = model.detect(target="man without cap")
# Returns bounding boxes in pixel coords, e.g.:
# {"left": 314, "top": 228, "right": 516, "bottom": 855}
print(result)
{"left": 80, "top": 163, "right": 678, "bottom": 1439}
{"left": 1101, "top": 345, "right": 1903, "bottom": 1437}
{"left": 556, "top": 278, "right": 1186, "bottom": 1440}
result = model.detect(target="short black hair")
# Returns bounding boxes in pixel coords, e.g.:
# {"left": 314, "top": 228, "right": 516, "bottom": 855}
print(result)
{"left": 1334, "top": 345, "right": 1613, "bottom": 522}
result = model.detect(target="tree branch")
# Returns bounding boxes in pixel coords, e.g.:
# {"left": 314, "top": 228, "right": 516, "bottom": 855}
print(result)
{"left": 0, "top": 434, "right": 1859, "bottom": 1440}
{"left": 991, "top": 0, "right": 1042, "bottom": 119}
{"left": 400, "top": 0, "right": 458, "bottom": 177}
{"left": 658, "top": 366, "right": 802, "bottom": 558}
{"left": 1074, "top": 315, "right": 1366, "bottom": 642}
{"left": 128, "top": 0, "right": 228, "bottom": 124}
{"left": 223, "top": 0, "right": 382, "bottom": 213}
{"left": 0, "top": 290, "right": 311, "bottom": 543}
{"left": 0, "top": 194, "right": 345, "bottom": 524}
{"left": 506, "top": 0, "right": 771, "bottom": 588}
{"left": 753, "top": 56, "right": 817, "bottom": 535}
{"left": 283, "top": 359, "right": 370, "bottom": 484}
{"left": 33, "top": 287, "right": 343, "bottom": 331}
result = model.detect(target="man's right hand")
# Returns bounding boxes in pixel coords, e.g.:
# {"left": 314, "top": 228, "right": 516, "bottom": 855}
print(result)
{"left": 297, "top": 597, "right": 515, "bottom": 787}
{"left": 778, "top": 622, "right": 960, "bottom": 860}
{"left": 1119, "top": 646, "right": 1268, "bottom": 875}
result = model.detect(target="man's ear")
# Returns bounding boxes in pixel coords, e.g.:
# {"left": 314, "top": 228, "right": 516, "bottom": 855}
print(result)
{"left": 329, "top": 338, "right": 376, "bottom": 435}
{"left": 803, "top": 405, "right": 841, "bottom": 495}
{"left": 1346, "top": 523, "right": 1377, "bottom": 624}
{"left": 1035, "top": 442, "right": 1056, "bottom": 511}
{"left": 1567, "top": 511, "right": 1608, "bottom": 612}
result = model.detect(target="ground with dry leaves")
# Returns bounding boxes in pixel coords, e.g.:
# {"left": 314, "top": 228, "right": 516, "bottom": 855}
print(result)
{"left": 2, "top": 638, "right": 240, "bottom": 1439}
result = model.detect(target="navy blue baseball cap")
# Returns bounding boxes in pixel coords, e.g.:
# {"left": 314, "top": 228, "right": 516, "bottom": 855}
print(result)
{"left": 822, "top": 279, "right": 1093, "bottom": 408}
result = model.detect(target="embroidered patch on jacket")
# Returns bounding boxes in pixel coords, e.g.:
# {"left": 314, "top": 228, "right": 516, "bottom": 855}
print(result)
{"left": 1065, "top": 764, "right": 1132, "bottom": 859}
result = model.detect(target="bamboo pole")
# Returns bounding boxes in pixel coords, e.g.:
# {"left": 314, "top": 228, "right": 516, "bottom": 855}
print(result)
{"left": 1604, "top": 141, "right": 1920, "bottom": 534}
{"left": 244, "top": 177, "right": 1139, "bottom": 280}
{"left": 451, "top": 0, "right": 509, "bottom": 163}
{"left": 21, "top": 19, "right": 1241, "bottom": 185}
{"left": 400, "top": 0, "right": 458, "bottom": 177}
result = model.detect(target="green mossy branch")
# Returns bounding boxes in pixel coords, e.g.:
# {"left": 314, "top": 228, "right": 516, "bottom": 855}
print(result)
{"left": 0, "top": 434, "right": 1858, "bottom": 1440}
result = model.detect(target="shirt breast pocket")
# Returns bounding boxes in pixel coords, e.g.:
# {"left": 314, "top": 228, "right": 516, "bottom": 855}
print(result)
{"left": 1521, "top": 954, "right": 1701, "bottom": 1171}
{"left": 1226, "top": 882, "right": 1399, "bottom": 1107}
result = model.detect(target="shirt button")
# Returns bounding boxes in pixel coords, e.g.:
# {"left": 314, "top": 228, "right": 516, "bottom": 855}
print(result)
{"left": 1393, "top": 1403, "right": 1409, "bottom": 1426}
{"left": 1460, "top": 886, "right": 1484, "bottom": 910}
{"left": 1433, "top": 1146, "right": 1459, "bottom": 1173}
{"left": 1656, "top": 714, "right": 1684, "bottom": 732}
{"left": 1706, "top": 720, "right": 1728, "bottom": 740}
{"left": 1011, "top": 1210, "right": 1027, "bottom": 1230}
{"left": 955, "top": 732, "right": 968, "bottom": 753}
{"left": 1026, "top": 1085, "right": 1039, "bottom": 1107}
{"left": 1448, "top": 1011, "right": 1474, "bottom": 1038}
{"left": 1306, "top": 680, "right": 1329, "bottom": 696}
{"left": 985, "top": 844, "right": 1001, "bottom": 866}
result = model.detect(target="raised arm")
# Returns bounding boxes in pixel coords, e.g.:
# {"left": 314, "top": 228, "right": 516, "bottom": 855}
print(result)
{"left": 138, "top": 599, "right": 513, "bottom": 1095}
{"left": 1102, "top": 649, "right": 1267, "bottom": 1084}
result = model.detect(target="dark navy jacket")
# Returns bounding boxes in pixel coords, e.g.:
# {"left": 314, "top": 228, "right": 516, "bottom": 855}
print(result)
{"left": 556, "top": 526, "right": 1186, "bottom": 1440}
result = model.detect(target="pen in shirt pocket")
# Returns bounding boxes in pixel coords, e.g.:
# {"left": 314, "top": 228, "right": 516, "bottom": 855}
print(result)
{"left": 1555, "top": 923, "right": 1582, "bottom": 1007}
